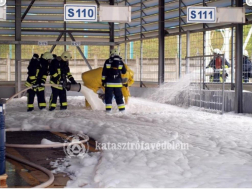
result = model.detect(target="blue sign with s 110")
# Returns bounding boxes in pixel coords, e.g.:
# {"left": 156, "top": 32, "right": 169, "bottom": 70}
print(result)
{"left": 64, "top": 4, "right": 97, "bottom": 22}
{"left": 187, "top": 7, "right": 216, "bottom": 23}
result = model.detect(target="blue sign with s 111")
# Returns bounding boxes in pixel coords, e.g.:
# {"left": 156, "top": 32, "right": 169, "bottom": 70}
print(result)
{"left": 64, "top": 4, "right": 97, "bottom": 22}
{"left": 187, "top": 7, "right": 216, "bottom": 23}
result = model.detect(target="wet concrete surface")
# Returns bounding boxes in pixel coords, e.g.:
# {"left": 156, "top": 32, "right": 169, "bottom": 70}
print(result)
{"left": 5, "top": 131, "right": 71, "bottom": 188}
{"left": 6, "top": 160, "right": 29, "bottom": 187}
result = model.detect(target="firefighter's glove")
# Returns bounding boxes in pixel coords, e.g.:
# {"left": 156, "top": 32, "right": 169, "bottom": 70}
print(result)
{"left": 123, "top": 83, "right": 128, "bottom": 87}
{"left": 70, "top": 78, "right": 77, "bottom": 84}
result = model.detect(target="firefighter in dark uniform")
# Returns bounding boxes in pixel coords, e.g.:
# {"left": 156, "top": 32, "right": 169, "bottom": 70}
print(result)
{"left": 102, "top": 49, "right": 127, "bottom": 112}
{"left": 36, "top": 51, "right": 53, "bottom": 87}
{"left": 206, "top": 48, "right": 230, "bottom": 82}
{"left": 49, "top": 51, "right": 77, "bottom": 111}
{"left": 25, "top": 53, "right": 52, "bottom": 111}
{"left": 243, "top": 50, "right": 252, "bottom": 83}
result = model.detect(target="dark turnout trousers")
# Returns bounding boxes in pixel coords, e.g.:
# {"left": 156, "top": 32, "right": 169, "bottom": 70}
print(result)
{"left": 27, "top": 88, "right": 46, "bottom": 111}
{"left": 49, "top": 87, "right": 67, "bottom": 111}
{"left": 105, "top": 87, "right": 125, "bottom": 111}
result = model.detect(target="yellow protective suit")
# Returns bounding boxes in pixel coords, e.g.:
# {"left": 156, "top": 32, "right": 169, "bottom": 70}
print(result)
{"left": 82, "top": 65, "right": 134, "bottom": 106}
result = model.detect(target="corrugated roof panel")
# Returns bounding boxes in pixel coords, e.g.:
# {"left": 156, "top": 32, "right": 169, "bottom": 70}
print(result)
{"left": 0, "top": 0, "right": 251, "bottom": 42}
{"left": 0, "top": 36, "right": 110, "bottom": 42}
{"left": 7, "top": 7, "right": 64, "bottom": 14}
{"left": 7, "top": 0, "right": 108, "bottom": 7}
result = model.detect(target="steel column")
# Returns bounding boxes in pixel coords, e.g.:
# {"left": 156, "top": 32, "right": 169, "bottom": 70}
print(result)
{"left": 15, "top": 0, "right": 22, "bottom": 95}
{"left": 140, "top": 0, "right": 143, "bottom": 87}
{"left": 178, "top": 0, "right": 182, "bottom": 78}
{"left": 186, "top": 30, "right": 190, "bottom": 74}
{"left": 68, "top": 32, "right": 92, "bottom": 70}
{"left": 64, "top": 0, "right": 67, "bottom": 51}
{"left": 231, "top": 0, "right": 235, "bottom": 90}
{"left": 231, "top": 27, "right": 235, "bottom": 90}
{"left": 124, "top": 0, "right": 128, "bottom": 64}
{"left": 94, "top": 0, "right": 100, "bottom": 7}
{"left": 202, "top": 0, "right": 206, "bottom": 90}
{"left": 109, "top": 0, "right": 114, "bottom": 51}
{"left": 235, "top": 0, "right": 243, "bottom": 113}
{"left": 158, "top": 0, "right": 165, "bottom": 85}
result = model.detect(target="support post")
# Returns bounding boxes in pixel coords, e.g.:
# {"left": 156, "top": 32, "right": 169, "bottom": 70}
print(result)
{"left": 64, "top": 0, "right": 67, "bottom": 51}
{"left": 231, "top": 27, "right": 235, "bottom": 90}
{"left": 140, "top": 0, "right": 143, "bottom": 87}
{"left": 235, "top": 0, "right": 243, "bottom": 113}
{"left": 109, "top": 0, "right": 114, "bottom": 51}
{"left": 124, "top": 0, "right": 128, "bottom": 64}
{"left": 68, "top": 32, "right": 92, "bottom": 70}
{"left": 178, "top": 0, "right": 182, "bottom": 78}
{"left": 158, "top": 0, "right": 165, "bottom": 85}
{"left": 125, "top": 42, "right": 127, "bottom": 64}
{"left": 186, "top": 30, "right": 190, "bottom": 74}
{"left": 15, "top": 0, "right": 22, "bottom": 95}
{"left": 203, "top": 0, "right": 206, "bottom": 89}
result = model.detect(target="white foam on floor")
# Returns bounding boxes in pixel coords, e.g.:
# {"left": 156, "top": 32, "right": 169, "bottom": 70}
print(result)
{"left": 5, "top": 96, "right": 252, "bottom": 188}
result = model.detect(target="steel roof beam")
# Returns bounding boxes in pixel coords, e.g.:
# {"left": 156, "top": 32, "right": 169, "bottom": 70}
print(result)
{"left": 21, "top": 29, "right": 110, "bottom": 33}
{"left": 21, "top": 0, "right": 36, "bottom": 22}
{"left": 68, "top": 32, "right": 92, "bottom": 70}
{"left": 0, "top": 40, "right": 118, "bottom": 45}
{"left": 50, "top": 32, "right": 64, "bottom": 53}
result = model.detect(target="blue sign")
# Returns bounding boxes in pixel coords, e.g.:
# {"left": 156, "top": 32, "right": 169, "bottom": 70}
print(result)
{"left": 187, "top": 7, "right": 216, "bottom": 23}
{"left": 64, "top": 4, "right": 97, "bottom": 22}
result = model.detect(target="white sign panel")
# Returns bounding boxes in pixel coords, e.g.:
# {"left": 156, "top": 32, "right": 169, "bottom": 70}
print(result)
{"left": 64, "top": 4, "right": 97, "bottom": 22}
{"left": 217, "top": 7, "right": 245, "bottom": 23}
{"left": 71, "top": 41, "right": 81, "bottom": 46}
{"left": 38, "top": 41, "right": 48, "bottom": 46}
{"left": 99, "top": 6, "right": 131, "bottom": 23}
{"left": 187, "top": 7, "right": 216, "bottom": 23}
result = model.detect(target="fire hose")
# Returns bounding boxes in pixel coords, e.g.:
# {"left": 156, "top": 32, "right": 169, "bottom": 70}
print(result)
{"left": 1, "top": 83, "right": 87, "bottom": 188}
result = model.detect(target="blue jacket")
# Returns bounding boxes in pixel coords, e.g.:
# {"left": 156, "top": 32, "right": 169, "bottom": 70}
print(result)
{"left": 102, "top": 55, "right": 127, "bottom": 87}
{"left": 243, "top": 57, "right": 252, "bottom": 72}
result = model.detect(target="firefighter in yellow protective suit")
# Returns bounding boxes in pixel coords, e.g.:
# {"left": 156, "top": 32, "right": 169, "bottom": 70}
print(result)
{"left": 82, "top": 64, "right": 134, "bottom": 107}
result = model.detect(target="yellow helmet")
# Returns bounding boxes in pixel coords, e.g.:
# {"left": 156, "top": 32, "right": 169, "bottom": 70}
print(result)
{"left": 42, "top": 52, "right": 53, "bottom": 60}
{"left": 61, "top": 51, "right": 72, "bottom": 61}
{"left": 110, "top": 49, "right": 120, "bottom": 56}
{"left": 243, "top": 50, "right": 249, "bottom": 57}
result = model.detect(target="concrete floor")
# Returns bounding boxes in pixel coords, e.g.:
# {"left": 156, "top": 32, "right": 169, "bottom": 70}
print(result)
{"left": 5, "top": 131, "right": 72, "bottom": 188}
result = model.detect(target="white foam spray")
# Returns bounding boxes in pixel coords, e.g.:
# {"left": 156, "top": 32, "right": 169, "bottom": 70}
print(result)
{"left": 80, "top": 86, "right": 104, "bottom": 110}
{"left": 148, "top": 71, "right": 199, "bottom": 105}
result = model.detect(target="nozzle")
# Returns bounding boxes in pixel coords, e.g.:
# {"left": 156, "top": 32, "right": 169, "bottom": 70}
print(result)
{"left": 65, "top": 83, "right": 81, "bottom": 92}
